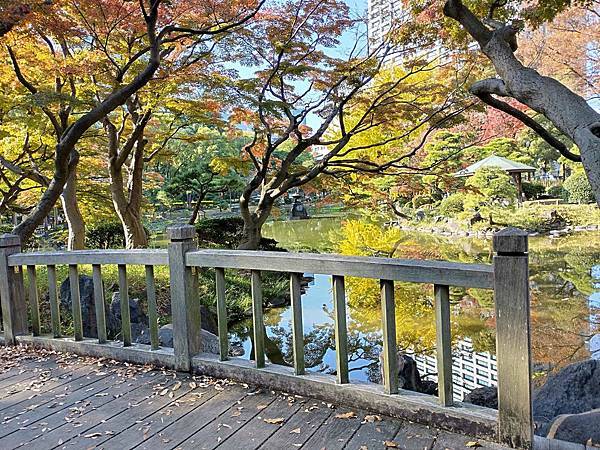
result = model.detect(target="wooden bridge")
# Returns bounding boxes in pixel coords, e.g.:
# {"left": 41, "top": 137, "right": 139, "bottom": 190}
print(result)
{"left": 0, "top": 226, "right": 545, "bottom": 449}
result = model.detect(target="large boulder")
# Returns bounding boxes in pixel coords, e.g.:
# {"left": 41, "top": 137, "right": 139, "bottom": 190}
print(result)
{"left": 200, "top": 305, "right": 218, "bottom": 336}
{"left": 157, "top": 324, "right": 219, "bottom": 355}
{"left": 60, "top": 275, "right": 97, "bottom": 338}
{"left": 377, "top": 353, "right": 438, "bottom": 396}
{"left": 107, "top": 292, "right": 148, "bottom": 337}
{"left": 464, "top": 386, "right": 498, "bottom": 409}
{"left": 533, "top": 359, "right": 600, "bottom": 436}
{"left": 546, "top": 409, "right": 600, "bottom": 446}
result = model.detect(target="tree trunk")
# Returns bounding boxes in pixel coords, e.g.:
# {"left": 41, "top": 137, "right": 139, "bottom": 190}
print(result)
{"left": 443, "top": 0, "right": 600, "bottom": 205}
{"left": 121, "top": 210, "right": 148, "bottom": 249}
{"left": 60, "top": 162, "right": 85, "bottom": 250}
{"left": 188, "top": 192, "right": 206, "bottom": 225}
{"left": 238, "top": 198, "right": 273, "bottom": 250}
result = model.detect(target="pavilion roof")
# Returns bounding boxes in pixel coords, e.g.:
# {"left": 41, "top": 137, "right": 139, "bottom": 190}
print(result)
{"left": 454, "top": 154, "right": 536, "bottom": 177}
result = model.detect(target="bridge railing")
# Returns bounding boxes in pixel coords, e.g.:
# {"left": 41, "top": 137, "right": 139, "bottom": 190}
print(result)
{"left": 0, "top": 226, "right": 532, "bottom": 449}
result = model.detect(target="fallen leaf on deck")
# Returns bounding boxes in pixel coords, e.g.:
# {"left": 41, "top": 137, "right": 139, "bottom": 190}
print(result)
{"left": 334, "top": 411, "right": 356, "bottom": 419}
{"left": 290, "top": 428, "right": 301, "bottom": 434}
{"left": 171, "top": 381, "right": 182, "bottom": 391}
{"left": 264, "top": 417, "right": 285, "bottom": 424}
{"left": 189, "top": 382, "right": 197, "bottom": 389}
{"left": 257, "top": 404, "right": 268, "bottom": 410}
{"left": 231, "top": 411, "right": 241, "bottom": 417}
{"left": 359, "top": 446, "right": 368, "bottom": 450}
{"left": 84, "top": 432, "right": 103, "bottom": 439}
{"left": 465, "top": 442, "right": 481, "bottom": 448}
{"left": 362, "top": 415, "right": 382, "bottom": 423}
{"left": 384, "top": 441, "right": 398, "bottom": 448}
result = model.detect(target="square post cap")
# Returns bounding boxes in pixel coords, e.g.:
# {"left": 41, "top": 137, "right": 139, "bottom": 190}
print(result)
{"left": 0, "top": 234, "right": 21, "bottom": 248}
{"left": 493, "top": 227, "right": 528, "bottom": 254}
{"left": 167, "top": 225, "right": 196, "bottom": 241}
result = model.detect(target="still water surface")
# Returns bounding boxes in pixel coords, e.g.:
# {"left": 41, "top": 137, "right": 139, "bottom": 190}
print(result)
{"left": 229, "top": 217, "right": 600, "bottom": 399}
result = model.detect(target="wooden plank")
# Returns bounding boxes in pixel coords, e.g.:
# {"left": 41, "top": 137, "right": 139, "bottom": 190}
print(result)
{"left": 186, "top": 250, "right": 494, "bottom": 289}
{"left": 215, "top": 393, "right": 303, "bottom": 450}
{"left": 123, "top": 385, "right": 248, "bottom": 450}
{"left": 145, "top": 265, "right": 159, "bottom": 350}
{"left": 332, "top": 275, "right": 349, "bottom": 384}
{"left": 0, "top": 371, "right": 116, "bottom": 439}
{"left": 47, "top": 265, "right": 61, "bottom": 338}
{"left": 251, "top": 270, "right": 265, "bottom": 369}
{"left": 380, "top": 279, "right": 398, "bottom": 395}
{"left": 69, "top": 264, "right": 83, "bottom": 341}
{"left": 191, "top": 353, "right": 498, "bottom": 439}
{"left": 344, "top": 414, "right": 401, "bottom": 449}
{"left": 434, "top": 284, "right": 453, "bottom": 406}
{"left": 215, "top": 267, "right": 229, "bottom": 361}
{"left": 92, "top": 264, "right": 107, "bottom": 344}
{"left": 258, "top": 400, "right": 331, "bottom": 449}
{"left": 290, "top": 272, "right": 305, "bottom": 375}
{"left": 493, "top": 229, "right": 533, "bottom": 449}
{"left": 27, "top": 265, "right": 41, "bottom": 336}
{"left": 7, "top": 370, "right": 166, "bottom": 449}
{"left": 118, "top": 264, "right": 131, "bottom": 346}
{"left": 301, "top": 408, "right": 361, "bottom": 450}
{"left": 178, "top": 389, "right": 278, "bottom": 450}
{"left": 393, "top": 422, "right": 438, "bottom": 449}
{"left": 8, "top": 249, "right": 168, "bottom": 266}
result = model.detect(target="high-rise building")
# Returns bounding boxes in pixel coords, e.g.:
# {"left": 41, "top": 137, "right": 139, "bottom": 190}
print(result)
{"left": 367, "top": 0, "right": 404, "bottom": 51}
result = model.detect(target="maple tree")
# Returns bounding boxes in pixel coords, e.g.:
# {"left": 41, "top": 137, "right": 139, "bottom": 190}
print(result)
{"left": 1, "top": 0, "right": 263, "bottom": 246}
{"left": 226, "top": 0, "right": 475, "bottom": 249}
{"left": 401, "top": 0, "right": 600, "bottom": 203}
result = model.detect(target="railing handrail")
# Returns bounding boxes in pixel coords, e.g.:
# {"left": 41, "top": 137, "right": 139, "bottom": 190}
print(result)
{"left": 7, "top": 247, "right": 493, "bottom": 289}
{"left": 7, "top": 249, "right": 169, "bottom": 266}
{"left": 186, "top": 249, "right": 494, "bottom": 289}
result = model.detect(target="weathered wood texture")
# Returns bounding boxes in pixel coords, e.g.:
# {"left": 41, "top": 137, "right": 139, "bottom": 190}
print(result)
{"left": 168, "top": 225, "right": 201, "bottom": 371}
{"left": 380, "top": 279, "right": 398, "bottom": 395}
{"left": 69, "top": 264, "right": 84, "bottom": 341}
{"left": 0, "top": 348, "right": 514, "bottom": 450}
{"left": 118, "top": 264, "right": 131, "bottom": 346}
{"left": 290, "top": 272, "right": 305, "bottom": 375}
{"left": 332, "top": 275, "right": 349, "bottom": 384}
{"left": 0, "top": 235, "right": 27, "bottom": 343}
{"left": 186, "top": 249, "right": 494, "bottom": 288}
{"left": 47, "top": 264, "right": 61, "bottom": 337}
{"left": 26, "top": 265, "right": 40, "bottom": 336}
{"left": 251, "top": 269, "right": 265, "bottom": 368}
{"left": 435, "top": 284, "right": 453, "bottom": 407}
{"left": 92, "top": 264, "right": 107, "bottom": 344}
{"left": 8, "top": 249, "right": 168, "bottom": 266}
{"left": 145, "top": 264, "right": 159, "bottom": 350}
{"left": 215, "top": 267, "right": 228, "bottom": 361}
{"left": 494, "top": 230, "right": 533, "bottom": 449}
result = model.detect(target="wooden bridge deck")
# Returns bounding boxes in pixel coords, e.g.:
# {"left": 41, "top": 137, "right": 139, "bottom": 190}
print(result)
{"left": 0, "top": 345, "right": 509, "bottom": 450}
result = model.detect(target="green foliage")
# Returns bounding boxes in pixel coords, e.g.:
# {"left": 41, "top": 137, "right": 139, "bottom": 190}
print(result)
{"left": 85, "top": 221, "right": 126, "bottom": 249}
{"left": 439, "top": 193, "right": 464, "bottom": 216}
{"left": 547, "top": 185, "right": 568, "bottom": 200}
{"left": 522, "top": 181, "right": 545, "bottom": 200}
{"left": 196, "top": 217, "right": 280, "bottom": 251}
{"left": 465, "top": 167, "right": 518, "bottom": 206}
{"left": 564, "top": 171, "right": 594, "bottom": 204}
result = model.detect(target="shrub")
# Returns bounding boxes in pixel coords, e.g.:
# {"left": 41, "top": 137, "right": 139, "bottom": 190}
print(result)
{"left": 0, "top": 224, "right": 13, "bottom": 234}
{"left": 438, "top": 194, "right": 464, "bottom": 216}
{"left": 86, "top": 221, "right": 126, "bottom": 249}
{"left": 564, "top": 172, "right": 594, "bottom": 204}
{"left": 522, "top": 182, "right": 545, "bottom": 200}
{"left": 547, "top": 185, "right": 568, "bottom": 201}
{"left": 196, "top": 217, "right": 281, "bottom": 251}
{"left": 411, "top": 195, "right": 434, "bottom": 209}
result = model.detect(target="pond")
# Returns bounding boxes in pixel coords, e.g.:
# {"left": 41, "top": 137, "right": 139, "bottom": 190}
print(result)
{"left": 228, "top": 217, "right": 600, "bottom": 401}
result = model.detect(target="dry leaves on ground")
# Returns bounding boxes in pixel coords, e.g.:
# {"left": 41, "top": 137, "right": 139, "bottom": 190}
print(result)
{"left": 334, "top": 411, "right": 357, "bottom": 419}
{"left": 384, "top": 440, "right": 399, "bottom": 448}
{"left": 263, "top": 417, "right": 285, "bottom": 424}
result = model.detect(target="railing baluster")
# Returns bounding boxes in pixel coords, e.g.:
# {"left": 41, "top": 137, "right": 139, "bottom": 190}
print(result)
{"left": 47, "top": 265, "right": 61, "bottom": 338}
{"left": 380, "top": 279, "right": 398, "bottom": 395}
{"left": 290, "top": 273, "right": 305, "bottom": 375}
{"left": 215, "top": 267, "right": 228, "bottom": 361}
{"left": 27, "top": 265, "right": 41, "bottom": 336}
{"left": 118, "top": 264, "right": 131, "bottom": 346}
{"left": 434, "top": 284, "right": 453, "bottom": 406}
{"left": 69, "top": 264, "right": 83, "bottom": 341}
{"left": 92, "top": 264, "right": 107, "bottom": 344}
{"left": 145, "top": 265, "right": 159, "bottom": 350}
{"left": 251, "top": 270, "right": 265, "bottom": 368}
{"left": 333, "top": 275, "right": 349, "bottom": 384}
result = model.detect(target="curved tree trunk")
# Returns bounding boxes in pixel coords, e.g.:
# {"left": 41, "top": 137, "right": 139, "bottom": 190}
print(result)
{"left": 238, "top": 194, "right": 273, "bottom": 250}
{"left": 444, "top": 0, "right": 600, "bottom": 204}
{"left": 60, "top": 161, "right": 85, "bottom": 250}
{"left": 188, "top": 192, "right": 206, "bottom": 225}
{"left": 121, "top": 209, "right": 148, "bottom": 249}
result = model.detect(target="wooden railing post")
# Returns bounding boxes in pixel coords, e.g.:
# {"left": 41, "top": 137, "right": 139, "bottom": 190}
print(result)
{"left": 168, "top": 225, "right": 201, "bottom": 371}
{"left": 0, "top": 234, "right": 28, "bottom": 344}
{"left": 493, "top": 228, "right": 533, "bottom": 449}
